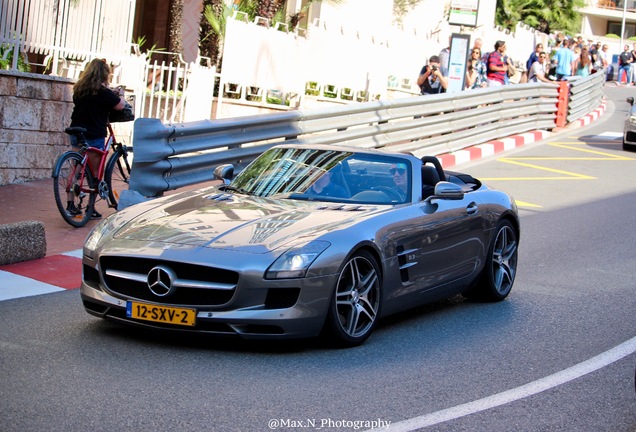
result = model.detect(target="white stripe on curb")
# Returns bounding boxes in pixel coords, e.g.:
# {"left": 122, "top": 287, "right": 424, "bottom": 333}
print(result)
{"left": 0, "top": 270, "right": 65, "bottom": 301}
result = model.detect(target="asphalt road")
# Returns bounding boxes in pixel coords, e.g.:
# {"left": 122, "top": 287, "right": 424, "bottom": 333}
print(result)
{"left": 1, "top": 85, "right": 636, "bottom": 432}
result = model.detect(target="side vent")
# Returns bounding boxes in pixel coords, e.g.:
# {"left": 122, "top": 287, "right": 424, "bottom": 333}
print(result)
{"left": 205, "top": 193, "right": 234, "bottom": 202}
{"left": 315, "top": 204, "right": 368, "bottom": 211}
{"left": 396, "top": 245, "right": 418, "bottom": 283}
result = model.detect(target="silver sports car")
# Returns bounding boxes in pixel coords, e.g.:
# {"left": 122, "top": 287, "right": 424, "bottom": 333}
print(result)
{"left": 81, "top": 144, "right": 519, "bottom": 346}
{"left": 624, "top": 97, "right": 636, "bottom": 152}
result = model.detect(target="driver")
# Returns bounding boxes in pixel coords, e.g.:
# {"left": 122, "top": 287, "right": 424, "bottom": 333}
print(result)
{"left": 390, "top": 163, "right": 408, "bottom": 199}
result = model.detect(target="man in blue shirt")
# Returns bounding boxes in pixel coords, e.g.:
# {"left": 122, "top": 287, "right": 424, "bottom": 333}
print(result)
{"left": 554, "top": 39, "right": 575, "bottom": 80}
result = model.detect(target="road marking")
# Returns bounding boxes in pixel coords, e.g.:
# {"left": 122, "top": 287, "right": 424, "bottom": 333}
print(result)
{"left": 0, "top": 270, "right": 65, "bottom": 301}
{"left": 378, "top": 336, "right": 636, "bottom": 431}
{"left": 498, "top": 158, "right": 596, "bottom": 179}
{"left": 515, "top": 201, "right": 542, "bottom": 208}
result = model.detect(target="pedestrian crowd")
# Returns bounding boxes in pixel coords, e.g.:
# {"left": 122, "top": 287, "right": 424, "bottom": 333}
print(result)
{"left": 417, "top": 34, "right": 615, "bottom": 96}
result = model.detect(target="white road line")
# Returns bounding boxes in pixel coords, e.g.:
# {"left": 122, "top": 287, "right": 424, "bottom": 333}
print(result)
{"left": 378, "top": 336, "right": 636, "bottom": 431}
{"left": 0, "top": 270, "right": 65, "bottom": 301}
{"left": 591, "top": 132, "right": 622, "bottom": 140}
{"left": 62, "top": 249, "right": 83, "bottom": 259}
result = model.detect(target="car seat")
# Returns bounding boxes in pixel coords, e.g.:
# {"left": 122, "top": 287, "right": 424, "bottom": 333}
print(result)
{"left": 421, "top": 164, "right": 440, "bottom": 199}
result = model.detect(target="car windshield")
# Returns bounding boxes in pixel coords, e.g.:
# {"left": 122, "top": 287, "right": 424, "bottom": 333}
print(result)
{"left": 228, "top": 147, "right": 411, "bottom": 204}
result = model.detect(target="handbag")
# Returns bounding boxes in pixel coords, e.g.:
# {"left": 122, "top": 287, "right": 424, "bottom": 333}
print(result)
{"left": 109, "top": 100, "right": 135, "bottom": 123}
{"left": 507, "top": 59, "right": 517, "bottom": 78}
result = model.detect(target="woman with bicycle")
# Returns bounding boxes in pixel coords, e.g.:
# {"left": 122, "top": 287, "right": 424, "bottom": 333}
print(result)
{"left": 68, "top": 58, "right": 126, "bottom": 219}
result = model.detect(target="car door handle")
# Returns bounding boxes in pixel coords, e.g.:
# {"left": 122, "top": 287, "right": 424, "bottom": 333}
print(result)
{"left": 466, "top": 202, "right": 478, "bottom": 215}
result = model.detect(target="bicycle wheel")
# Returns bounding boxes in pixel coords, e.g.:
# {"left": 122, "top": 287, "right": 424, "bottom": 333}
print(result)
{"left": 52, "top": 152, "right": 96, "bottom": 227}
{"left": 104, "top": 147, "right": 132, "bottom": 209}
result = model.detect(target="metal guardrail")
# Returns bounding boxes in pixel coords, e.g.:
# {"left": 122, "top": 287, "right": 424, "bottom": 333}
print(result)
{"left": 567, "top": 72, "right": 605, "bottom": 123}
{"left": 129, "top": 72, "right": 605, "bottom": 198}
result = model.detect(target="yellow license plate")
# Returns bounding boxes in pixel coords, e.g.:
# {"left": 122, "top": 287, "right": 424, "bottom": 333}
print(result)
{"left": 126, "top": 301, "right": 196, "bottom": 326}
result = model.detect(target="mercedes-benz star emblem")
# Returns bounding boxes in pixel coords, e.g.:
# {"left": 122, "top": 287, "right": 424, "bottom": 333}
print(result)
{"left": 147, "top": 266, "right": 176, "bottom": 297}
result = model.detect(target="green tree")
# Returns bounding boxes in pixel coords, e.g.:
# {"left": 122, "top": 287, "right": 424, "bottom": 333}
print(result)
{"left": 199, "top": 0, "right": 224, "bottom": 62}
{"left": 496, "top": 0, "right": 585, "bottom": 35}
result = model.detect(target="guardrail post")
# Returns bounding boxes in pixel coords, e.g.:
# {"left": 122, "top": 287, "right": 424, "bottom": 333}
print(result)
{"left": 555, "top": 81, "right": 570, "bottom": 128}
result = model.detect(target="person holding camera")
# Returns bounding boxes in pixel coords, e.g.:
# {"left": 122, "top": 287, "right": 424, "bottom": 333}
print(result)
{"left": 417, "top": 55, "right": 448, "bottom": 95}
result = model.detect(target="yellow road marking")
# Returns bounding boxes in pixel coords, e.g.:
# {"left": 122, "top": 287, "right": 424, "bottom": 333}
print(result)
{"left": 516, "top": 201, "right": 542, "bottom": 208}
{"left": 478, "top": 137, "right": 635, "bottom": 209}
{"left": 497, "top": 158, "right": 596, "bottom": 179}
{"left": 550, "top": 142, "right": 634, "bottom": 159}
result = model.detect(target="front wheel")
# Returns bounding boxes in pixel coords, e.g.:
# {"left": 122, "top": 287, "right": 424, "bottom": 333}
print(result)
{"left": 104, "top": 147, "right": 132, "bottom": 209}
{"left": 465, "top": 219, "right": 518, "bottom": 302}
{"left": 323, "top": 250, "right": 382, "bottom": 347}
{"left": 52, "top": 152, "right": 95, "bottom": 228}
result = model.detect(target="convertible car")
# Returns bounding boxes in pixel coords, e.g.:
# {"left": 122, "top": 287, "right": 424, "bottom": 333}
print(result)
{"left": 624, "top": 97, "right": 636, "bottom": 152}
{"left": 80, "top": 144, "right": 519, "bottom": 346}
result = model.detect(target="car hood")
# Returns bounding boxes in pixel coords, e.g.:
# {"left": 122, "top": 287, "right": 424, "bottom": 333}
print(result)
{"left": 113, "top": 191, "right": 383, "bottom": 254}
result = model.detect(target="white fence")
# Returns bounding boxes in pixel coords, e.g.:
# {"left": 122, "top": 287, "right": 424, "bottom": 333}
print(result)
{"left": 0, "top": 0, "right": 135, "bottom": 70}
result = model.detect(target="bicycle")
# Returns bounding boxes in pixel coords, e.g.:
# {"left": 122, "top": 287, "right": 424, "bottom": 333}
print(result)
{"left": 52, "top": 123, "right": 133, "bottom": 227}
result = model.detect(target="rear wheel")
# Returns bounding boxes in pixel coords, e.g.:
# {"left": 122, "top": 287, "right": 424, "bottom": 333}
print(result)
{"left": 323, "top": 250, "right": 381, "bottom": 347}
{"left": 52, "top": 152, "right": 95, "bottom": 227}
{"left": 465, "top": 219, "right": 518, "bottom": 301}
{"left": 104, "top": 148, "right": 132, "bottom": 209}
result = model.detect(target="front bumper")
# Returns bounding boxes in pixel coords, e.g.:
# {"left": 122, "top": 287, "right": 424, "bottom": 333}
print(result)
{"left": 80, "top": 282, "right": 331, "bottom": 339}
{"left": 80, "top": 248, "right": 338, "bottom": 339}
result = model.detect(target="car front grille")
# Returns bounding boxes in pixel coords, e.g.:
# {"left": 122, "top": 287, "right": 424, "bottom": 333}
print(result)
{"left": 99, "top": 256, "right": 238, "bottom": 306}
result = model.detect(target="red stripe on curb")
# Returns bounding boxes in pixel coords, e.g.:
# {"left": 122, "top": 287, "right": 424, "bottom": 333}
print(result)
{"left": 468, "top": 146, "right": 482, "bottom": 159}
{"left": 0, "top": 255, "right": 81, "bottom": 290}
{"left": 439, "top": 153, "right": 456, "bottom": 168}
{"left": 491, "top": 141, "right": 505, "bottom": 153}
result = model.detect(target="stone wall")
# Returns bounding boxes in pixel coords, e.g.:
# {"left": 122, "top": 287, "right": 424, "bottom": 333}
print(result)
{"left": 0, "top": 70, "right": 74, "bottom": 185}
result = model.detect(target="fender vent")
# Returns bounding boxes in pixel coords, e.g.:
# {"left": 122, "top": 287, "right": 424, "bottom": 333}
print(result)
{"left": 315, "top": 204, "right": 368, "bottom": 211}
{"left": 205, "top": 193, "right": 234, "bottom": 202}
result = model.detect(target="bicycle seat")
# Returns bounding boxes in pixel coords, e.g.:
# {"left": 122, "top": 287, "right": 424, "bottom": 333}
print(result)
{"left": 65, "top": 127, "right": 87, "bottom": 136}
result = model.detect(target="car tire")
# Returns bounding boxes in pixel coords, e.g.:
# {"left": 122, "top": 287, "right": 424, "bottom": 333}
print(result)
{"left": 323, "top": 250, "right": 381, "bottom": 347}
{"left": 623, "top": 141, "right": 636, "bottom": 152}
{"left": 464, "top": 219, "right": 518, "bottom": 302}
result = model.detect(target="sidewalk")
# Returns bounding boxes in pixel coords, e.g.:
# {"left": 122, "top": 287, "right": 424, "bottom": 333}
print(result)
{"left": 0, "top": 178, "right": 117, "bottom": 300}
{"left": 0, "top": 178, "right": 116, "bottom": 256}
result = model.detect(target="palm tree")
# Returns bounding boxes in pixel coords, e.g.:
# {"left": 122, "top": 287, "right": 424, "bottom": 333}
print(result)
{"left": 169, "top": 0, "right": 184, "bottom": 60}
{"left": 257, "top": 0, "right": 286, "bottom": 23}
{"left": 495, "top": 0, "right": 584, "bottom": 35}
{"left": 200, "top": 0, "right": 224, "bottom": 62}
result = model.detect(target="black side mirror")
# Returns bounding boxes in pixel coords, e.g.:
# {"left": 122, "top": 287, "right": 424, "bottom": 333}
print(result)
{"left": 214, "top": 164, "right": 234, "bottom": 184}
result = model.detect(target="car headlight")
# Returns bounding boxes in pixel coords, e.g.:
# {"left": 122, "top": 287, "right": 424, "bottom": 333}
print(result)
{"left": 630, "top": 116, "right": 636, "bottom": 125}
{"left": 84, "top": 217, "right": 115, "bottom": 255}
{"left": 266, "top": 241, "right": 330, "bottom": 279}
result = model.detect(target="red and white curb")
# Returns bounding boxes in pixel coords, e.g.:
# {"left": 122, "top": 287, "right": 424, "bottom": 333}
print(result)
{"left": 566, "top": 98, "right": 607, "bottom": 129}
{"left": 438, "top": 130, "right": 551, "bottom": 169}
{"left": 0, "top": 249, "right": 82, "bottom": 301}
{"left": 437, "top": 97, "right": 608, "bottom": 169}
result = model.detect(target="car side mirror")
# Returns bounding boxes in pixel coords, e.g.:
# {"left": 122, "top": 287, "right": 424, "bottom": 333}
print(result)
{"left": 431, "top": 181, "right": 464, "bottom": 200}
{"left": 627, "top": 97, "right": 634, "bottom": 106}
{"left": 214, "top": 164, "right": 234, "bottom": 185}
